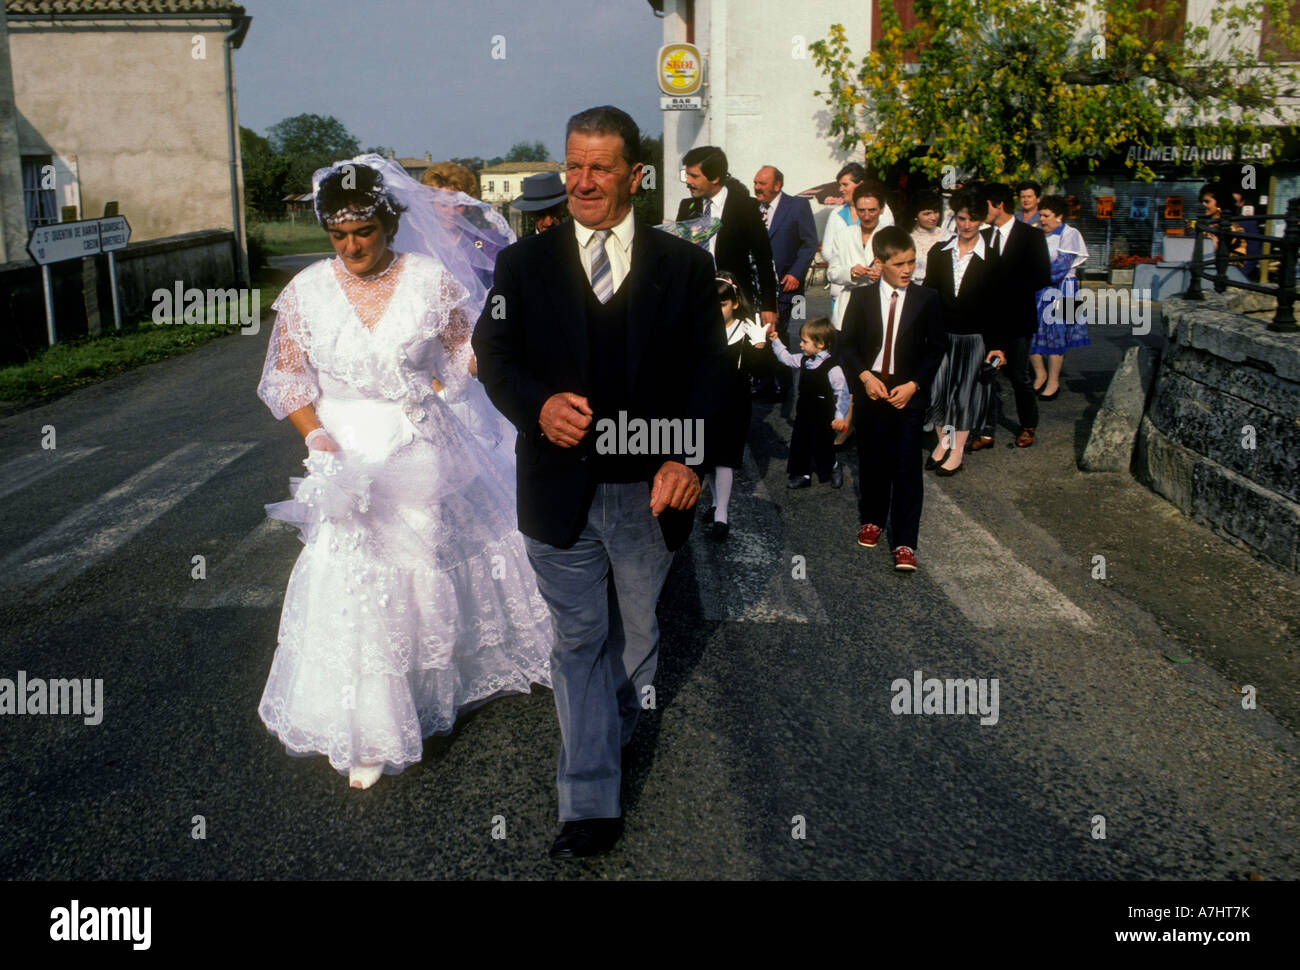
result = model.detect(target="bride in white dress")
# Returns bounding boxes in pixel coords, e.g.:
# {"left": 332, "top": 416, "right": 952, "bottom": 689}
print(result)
{"left": 256, "top": 156, "right": 552, "bottom": 789}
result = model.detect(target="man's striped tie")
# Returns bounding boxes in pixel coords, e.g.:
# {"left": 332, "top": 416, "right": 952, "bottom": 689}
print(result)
{"left": 589, "top": 229, "right": 613, "bottom": 303}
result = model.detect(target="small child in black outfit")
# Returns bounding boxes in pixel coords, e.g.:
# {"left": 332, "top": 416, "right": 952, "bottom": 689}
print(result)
{"left": 766, "top": 316, "right": 851, "bottom": 489}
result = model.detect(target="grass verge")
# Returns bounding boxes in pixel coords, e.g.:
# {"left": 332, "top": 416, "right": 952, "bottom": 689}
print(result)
{"left": 252, "top": 220, "right": 331, "bottom": 257}
{"left": 0, "top": 284, "right": 282, "bottom": 404}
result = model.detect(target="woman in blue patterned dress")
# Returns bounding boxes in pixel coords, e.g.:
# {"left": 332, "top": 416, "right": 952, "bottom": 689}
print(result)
{"left": 1030, "top": 195, "right": 1090, "bottom": 401}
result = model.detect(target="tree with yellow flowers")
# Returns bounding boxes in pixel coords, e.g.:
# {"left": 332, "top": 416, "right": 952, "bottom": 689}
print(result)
{"left": 810, "top": 0, "right": 1300, "bottom": 185}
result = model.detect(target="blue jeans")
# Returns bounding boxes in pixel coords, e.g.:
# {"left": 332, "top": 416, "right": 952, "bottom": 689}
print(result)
{"left": 524, "top": 482, "right": 675, "bottom": 821}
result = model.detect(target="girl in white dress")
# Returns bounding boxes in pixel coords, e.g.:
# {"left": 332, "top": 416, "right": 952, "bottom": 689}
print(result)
{"left": 256, "top": 157, "right": 552, "bottom": 789}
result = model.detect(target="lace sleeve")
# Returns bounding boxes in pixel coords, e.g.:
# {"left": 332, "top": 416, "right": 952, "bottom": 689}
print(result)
{"left": 424, "top": 265, "right": 476, "bottom": 403}
{"left": 257, "top": 283, "right": 321, "bottom": 420}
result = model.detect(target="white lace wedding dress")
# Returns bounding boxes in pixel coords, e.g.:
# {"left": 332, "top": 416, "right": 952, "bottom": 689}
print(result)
{"left": 256, "top": 251, "right": 553, "bottom": 777}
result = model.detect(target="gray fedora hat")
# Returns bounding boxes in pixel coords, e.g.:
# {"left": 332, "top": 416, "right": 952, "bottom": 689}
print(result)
{"left": 511, "top": 171, "right": 568, "bottom": 211}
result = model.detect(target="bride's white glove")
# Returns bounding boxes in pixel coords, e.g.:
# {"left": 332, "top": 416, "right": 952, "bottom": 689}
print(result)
{"left": 305, "top": 428, "right": 340, "bottom": 452}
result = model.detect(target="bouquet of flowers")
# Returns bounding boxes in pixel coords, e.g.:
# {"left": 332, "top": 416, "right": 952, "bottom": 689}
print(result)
{"left": 266, "top": 451, "right": 374, "bottom": 544}
{"left": 655, "top": 214, "right": 722, "bottom": 248}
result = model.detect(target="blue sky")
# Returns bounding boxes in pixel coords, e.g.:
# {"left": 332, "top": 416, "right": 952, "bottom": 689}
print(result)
{"left": 236, "top": 0, "right": 664, "bottom": 160}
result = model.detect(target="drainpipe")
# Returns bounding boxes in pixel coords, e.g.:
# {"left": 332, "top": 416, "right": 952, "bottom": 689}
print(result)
{"left": 224, "top": 14, "right": 252, "bottom": 286}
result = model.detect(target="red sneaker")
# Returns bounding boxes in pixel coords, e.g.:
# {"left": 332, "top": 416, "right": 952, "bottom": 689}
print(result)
{"left": 857, "top": 523, "right": 883, "bottom": 548}
{"left": 893, "top": 546, "right": 917, "bottom": 571}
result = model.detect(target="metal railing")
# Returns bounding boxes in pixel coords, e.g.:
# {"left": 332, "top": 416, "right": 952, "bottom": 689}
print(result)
{"left": 1184, "top": 197, "right": 1299, "bottom": 333}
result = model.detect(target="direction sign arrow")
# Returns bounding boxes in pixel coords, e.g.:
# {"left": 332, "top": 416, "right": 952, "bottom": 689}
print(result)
{"left": 26, "top": 219, "right": 102, "bottom": 265}
{"left": 98, "top": 216, "right": 131, "bottom": 252}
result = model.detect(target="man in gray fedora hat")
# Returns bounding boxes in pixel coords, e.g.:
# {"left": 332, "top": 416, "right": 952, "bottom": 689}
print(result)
{"left": 511, "top": 171, "right": 570, "bottom": 234}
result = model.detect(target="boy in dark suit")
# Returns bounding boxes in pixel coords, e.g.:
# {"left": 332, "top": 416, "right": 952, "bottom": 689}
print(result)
{"left": 839, "top": 227, "right": 948, "bottom": 572}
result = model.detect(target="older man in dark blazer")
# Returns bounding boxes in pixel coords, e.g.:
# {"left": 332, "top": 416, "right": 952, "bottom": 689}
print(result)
{"left": 473, "top": 106, "right": 725, "bottom": 861}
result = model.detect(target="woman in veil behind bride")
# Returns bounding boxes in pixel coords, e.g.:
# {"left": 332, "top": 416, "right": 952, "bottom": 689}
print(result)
{"left": 255, "top": 155, "right": 551, "bottom": 789}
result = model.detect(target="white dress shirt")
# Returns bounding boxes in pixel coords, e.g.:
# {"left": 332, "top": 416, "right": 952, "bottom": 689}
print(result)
{"left": 938, "top": 232, "right": 988, "bottom": 295}
{"left": 760, "top": 191, "right": 781, "bottom": 230}
{"left": 871, "top": 280, "right": 907, "bottom": 374}
{"left": 987, "top": 218, "right": 1013, "bottom": 256}
{"left": 574, "top": 207, "right": 635, "bottom": 293}
{"left": 701, "top": 183, "right": 728, "bottom": 257}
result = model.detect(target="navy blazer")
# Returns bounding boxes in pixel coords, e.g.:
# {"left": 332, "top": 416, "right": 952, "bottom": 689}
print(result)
{"left": 765, "top": 191, "right": 818, "bottom": 306}
{"left": 676, "top": 179, "right": 779, "bottom": 314}
{"left": 923, "top": 237, "right": 999, "bottom": 345}
{"left": 839, "top": 282, "right": 947, "bottom": 411}
{"left": 982, "top": 219, "right": 1051, "bottom": 341}
{"left": 472, "top": 217, "right": 727, "bottom": 550}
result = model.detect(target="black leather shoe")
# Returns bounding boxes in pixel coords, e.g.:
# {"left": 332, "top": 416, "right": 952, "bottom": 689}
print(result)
{"left": 925, "top": 449, "right": 951, "bottom": 471}
{"left": 830, "top": 463, "right": 844, "bottom": 489}
{"left": 549, "top": 818, "right": 623, "bottom": 859}
{"left": 710, "top": 520, "right": 729, "bottom": 541}
{"left": 787, "top": 474, "right": 811, "bottom": 489}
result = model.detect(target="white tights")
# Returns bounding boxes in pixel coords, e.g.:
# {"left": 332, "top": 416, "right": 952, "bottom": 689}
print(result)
{"left": 706, "top": 467, "right": 735, "bottom": 524}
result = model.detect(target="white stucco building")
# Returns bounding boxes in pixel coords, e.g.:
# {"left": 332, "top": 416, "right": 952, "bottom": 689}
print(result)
{"left": 650, "top": 0, "right": 872, "bottom": 234}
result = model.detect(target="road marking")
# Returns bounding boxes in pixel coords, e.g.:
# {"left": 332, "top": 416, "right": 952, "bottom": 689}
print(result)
{"left": 924, "top": 485, "right": 1096, "bottom": 632}
{"left": 0, "top": 447, "right": 104, "bottom": 504}
{"left": 687, "top": 450, "right": 829, "bottom": 624}
{"left": 0, "top": 442, "right": 257, "bottom": 598}
{"left": 182, "top": 517, "right": 300, "bottom": 609}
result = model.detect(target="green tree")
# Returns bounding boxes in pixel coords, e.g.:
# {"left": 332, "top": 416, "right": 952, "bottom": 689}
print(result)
{"left": 240, "top": 125, "right": 289, "bottom": 219}
{"left": 631, "top": 129, "right": 664, "bottom": 224}
{"left": 811, "top": 0, "right": 1300, "bottom": 185}
{"left": 267, "top": 113, "right": 362, "bottom": 192}
{"left": 504, "top": 140, "right": 551, "bottom": 162}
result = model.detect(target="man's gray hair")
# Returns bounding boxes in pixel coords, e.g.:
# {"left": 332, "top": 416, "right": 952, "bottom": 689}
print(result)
{"left": 566, "top": 105, "right": 641, "bottom": 166}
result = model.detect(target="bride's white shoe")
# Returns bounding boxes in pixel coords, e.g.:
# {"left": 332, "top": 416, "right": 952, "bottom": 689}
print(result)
{"left": 348, "top": 763, "right": 383, "bottom": 789}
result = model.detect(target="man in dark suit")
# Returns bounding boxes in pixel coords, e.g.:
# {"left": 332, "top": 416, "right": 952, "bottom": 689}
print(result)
{"left": 675, "top": 145, "right": 779, "bottom": 332}
{"left": 754, "top": 164, "right": 818, "bottom": 396}
{"left": 839, "top": 226, "right": 948, "bottom": 572}
{"left": 473, "top": 106, "right": 725, "bottom": 860}
{"left": 976, "top": 181, "right": 1051, "bottom": 449}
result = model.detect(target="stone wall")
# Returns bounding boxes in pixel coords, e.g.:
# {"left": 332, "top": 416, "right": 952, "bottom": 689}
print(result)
{"left": 0, "top": 229, "right": 237, "bottom": 362}
{"left": 1134, "top": 292, "right": 1300, "bottom": 572}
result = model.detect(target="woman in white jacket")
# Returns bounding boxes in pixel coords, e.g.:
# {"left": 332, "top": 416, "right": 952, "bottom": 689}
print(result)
{"left": 827, "top": 184, "right": 885, "bottom": 331}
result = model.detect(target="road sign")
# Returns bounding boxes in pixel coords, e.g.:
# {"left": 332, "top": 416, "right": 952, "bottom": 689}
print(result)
{"left": 98, "top": 216, "right": 131, "bottom": 252}
{"left": 26, "top": 219, "right": 103, "bottom": 265}
{"left": 25, "top": 215, "right": 134, "bottom": 345}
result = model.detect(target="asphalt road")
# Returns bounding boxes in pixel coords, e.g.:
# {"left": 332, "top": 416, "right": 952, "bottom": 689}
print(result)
{"left": 0, "top": 260, "right": 1296, "bottom": 880}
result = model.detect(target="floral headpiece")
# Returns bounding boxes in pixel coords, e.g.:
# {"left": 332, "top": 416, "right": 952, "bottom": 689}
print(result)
{"left": 312, "top": 158, "right": 400, "bottom": 226}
